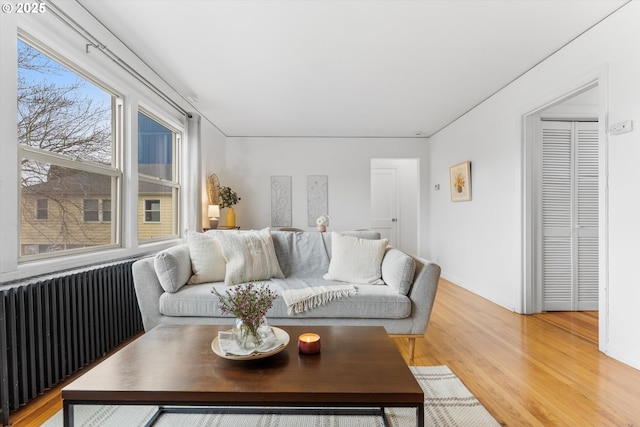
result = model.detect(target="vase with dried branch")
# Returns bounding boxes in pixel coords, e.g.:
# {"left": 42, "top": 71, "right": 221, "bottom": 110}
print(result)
{"left": 207, "top": 174, "right": 220, "bottom": 205}
{"left": 218, "top": 185, "right": 241, "bottom": 227}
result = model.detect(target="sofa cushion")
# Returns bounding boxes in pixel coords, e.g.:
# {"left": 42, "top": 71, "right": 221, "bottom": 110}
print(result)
{"left": 216, "top": 228, "right": 285, "bottom": 286}
{"left": 321, "top": 230, "right": 381, "bottom": 258}
{"left": 381, "top": 248, "right": 416, "bottom": 295}
{"left": 270, "top": 230, "right": 330, "bottom": 277}
{"left": 186, "top": 232, "right": 226, "bottom": 284}
{"left": 154, "top": 244, "right": 192, "bottom": 293}
{"left": 323, "top": 232, "right": 388, "bottom": 285}
{"left": 159, "top": 277, "right": 411, "bottom": 319}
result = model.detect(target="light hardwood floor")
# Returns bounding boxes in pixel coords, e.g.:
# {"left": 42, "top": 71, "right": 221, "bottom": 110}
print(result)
{"left": 394, "top": 279, "right": 640, "bottom": 426}
{"left": 9, "top": 279, "right": 640, "bottom": 426}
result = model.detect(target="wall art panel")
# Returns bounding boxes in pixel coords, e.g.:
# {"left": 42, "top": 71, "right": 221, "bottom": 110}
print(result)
{"left": 271, "top": 176, "right": 292, "bottom": 227}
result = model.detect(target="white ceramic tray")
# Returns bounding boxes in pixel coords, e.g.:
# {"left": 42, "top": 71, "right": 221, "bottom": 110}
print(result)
{"left": 211, "top": 326, "right": 290, "bottom": 360}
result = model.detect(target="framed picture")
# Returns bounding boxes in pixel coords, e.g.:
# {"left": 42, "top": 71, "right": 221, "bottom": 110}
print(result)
{"left": 449, "top": 161, "right": 471, "bottom": 202}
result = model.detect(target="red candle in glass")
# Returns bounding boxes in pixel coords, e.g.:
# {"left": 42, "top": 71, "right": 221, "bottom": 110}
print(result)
{"left": 298, "top": 333, "right": 321, "bottom": 354}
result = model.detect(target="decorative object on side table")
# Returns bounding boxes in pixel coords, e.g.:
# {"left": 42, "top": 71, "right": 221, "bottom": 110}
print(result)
{"left": 217, "top": 185, "right": 241, "bottom": 227}
{"left": 207, "top": 205, "right": 220, "bottom": 229}
{"left": 206, "top": 174, "right": 220, "bottom": 204}
{"left": 212, "top": 282, "right": 277, "bottom": 351}
{"left": 316, "top": 215, "right": 330, "bottom": 232}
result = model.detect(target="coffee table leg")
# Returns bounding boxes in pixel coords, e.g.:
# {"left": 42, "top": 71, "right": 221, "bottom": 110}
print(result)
{"left": 63, "top": 401, "right": 73, "bottom": 427}
{"left": 141, "top": 406, "right": 166, "bottom": 427}
{"left": 380, "top": 407, "right": 391, "bottom": 427}
{"left": 416, "top": 403, "right": 424, "bottom": 427}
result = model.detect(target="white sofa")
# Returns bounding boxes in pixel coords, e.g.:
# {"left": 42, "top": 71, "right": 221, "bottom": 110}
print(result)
{"left": 132, "top": 229, "right": 440, "bottom": 361}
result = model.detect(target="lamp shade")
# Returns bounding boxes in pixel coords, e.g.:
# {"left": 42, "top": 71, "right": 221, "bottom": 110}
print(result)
{"left": 208, "top": 205, "right": 220, "bottom": 218}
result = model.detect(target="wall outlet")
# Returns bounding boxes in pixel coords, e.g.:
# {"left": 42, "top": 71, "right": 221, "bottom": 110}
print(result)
{"left": 609, "top": 120, "right": 633, "bottom": 135}
{"left": 434, "top": 184, "right": 440, "bottom": 191}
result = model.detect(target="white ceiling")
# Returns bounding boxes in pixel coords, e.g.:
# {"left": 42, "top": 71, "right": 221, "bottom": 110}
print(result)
{"left": 79, "top": 0, "right": 628, "bottom": 138}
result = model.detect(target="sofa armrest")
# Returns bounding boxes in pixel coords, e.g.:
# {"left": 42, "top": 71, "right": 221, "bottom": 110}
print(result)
{"left": 132, "top": 257, "right": 165, "bottom": 331}
{"left": 405, "top": 256, "right": 441, "bottom": 335}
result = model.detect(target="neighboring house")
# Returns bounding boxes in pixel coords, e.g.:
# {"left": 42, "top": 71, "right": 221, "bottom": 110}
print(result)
{"left": 137, "top": 183, "right": 175, "bottom": 241}
{"left": 21, "top": 165, "right": 172, "bottom": 255}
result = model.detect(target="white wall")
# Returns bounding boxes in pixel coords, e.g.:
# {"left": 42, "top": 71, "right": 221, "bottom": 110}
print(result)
{"left": 223, "top": 137, "right": 430, "bottom": 256}
{"left": 428, "top": 2, "right": 640, "bottom": 369}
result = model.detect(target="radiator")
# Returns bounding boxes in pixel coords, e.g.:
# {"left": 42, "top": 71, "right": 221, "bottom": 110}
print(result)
{"left": 0, "top": 260, "right": 143, "bottom": 425}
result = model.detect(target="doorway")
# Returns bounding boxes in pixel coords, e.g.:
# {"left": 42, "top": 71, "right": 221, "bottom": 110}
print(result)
{"left": 537, "top": 119, "right": 599, "bottom": 311}
{"left": 370, "top": 167, "right": 398, "bottom": 247}
{"left": 370, "top": 159, "right": 419, "bottom": 255}
{"left": 527, "top": 85, "right": 600, "bottom": 313}
{"left": 522, "top": 70, "right": 610, "bottom": 353}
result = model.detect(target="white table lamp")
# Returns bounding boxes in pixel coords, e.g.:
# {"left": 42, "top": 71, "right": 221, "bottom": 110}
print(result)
{"left": 208, "top": 205, "right": 220, "bottom": 229}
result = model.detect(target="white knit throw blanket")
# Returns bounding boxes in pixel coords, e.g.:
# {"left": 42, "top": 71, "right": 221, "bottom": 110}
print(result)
{"left": 282, "top": 284, "right": 357, "bottom": 315}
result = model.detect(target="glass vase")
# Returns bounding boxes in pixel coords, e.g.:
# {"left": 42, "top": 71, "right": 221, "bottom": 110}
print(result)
{"left": 233, "top": 317, "right": 269, "bottom": 351}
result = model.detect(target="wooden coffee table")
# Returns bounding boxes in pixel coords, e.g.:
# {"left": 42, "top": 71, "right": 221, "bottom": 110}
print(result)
{"left": 62, "top": 324, "right": 424, "bottom": 427}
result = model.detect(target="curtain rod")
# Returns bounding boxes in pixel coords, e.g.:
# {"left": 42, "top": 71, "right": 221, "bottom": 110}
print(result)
{"left": 44, "top": 0, "right": 190, "bottom": 118}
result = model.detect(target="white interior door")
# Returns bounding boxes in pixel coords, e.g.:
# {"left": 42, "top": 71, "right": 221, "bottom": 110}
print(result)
{"left": 538, "top": 120, "right": 599, "bottom": 311}
{"left": 370, "top": 168, "right": 398, "bottom": 247}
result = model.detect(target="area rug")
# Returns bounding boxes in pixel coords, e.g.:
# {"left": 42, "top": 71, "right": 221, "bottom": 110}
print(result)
{"left": 43, "top": 366, "right": 499, "bottom": 427}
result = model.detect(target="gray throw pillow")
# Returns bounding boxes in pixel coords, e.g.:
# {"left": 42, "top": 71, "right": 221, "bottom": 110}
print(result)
{"left": 381, "top": 248, "right": 416, "bottom": 295}
{"left": 154, "top": 244, "right": 192, "bottom": 293}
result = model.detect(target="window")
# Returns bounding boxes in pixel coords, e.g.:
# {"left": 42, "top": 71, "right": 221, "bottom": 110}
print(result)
{"left": 36, "top": 199, "right": 48, "bottom": 220}
{"left": 144, "top": 199, "right": 161, "bottom": 222}
{"left": 84, "top": 199, "right": 99, "bottom": 222}
{"left": 18, "top": 38, "right": 121, "bottom": 259}
{"left": 103, "top": 199, "right": 111, "bottom": 222}
{"left": 138, "top": 111, "right": 180, "bottom": 241}
{"left": 12, "top": 32, "right": 185, "bottom": 273}
{"left": 83, "top": 199, "right": 111, "bottom": 222}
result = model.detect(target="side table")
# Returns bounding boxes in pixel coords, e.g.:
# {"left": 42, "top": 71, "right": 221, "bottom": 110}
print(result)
{"left": 203, "top": 226, "right": 241, "bottom": 231}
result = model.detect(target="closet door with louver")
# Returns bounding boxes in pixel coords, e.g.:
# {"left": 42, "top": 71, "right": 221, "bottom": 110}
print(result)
{"left": 540, "top": 120, "right": 598, "bottom": 311}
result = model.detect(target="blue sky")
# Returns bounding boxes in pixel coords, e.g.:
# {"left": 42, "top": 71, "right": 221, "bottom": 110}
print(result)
{"left": 18, "top": 39, "right": 111, "bottom": 108}
{"left": 18, "top": 39, "right": 172, "bottom": 168}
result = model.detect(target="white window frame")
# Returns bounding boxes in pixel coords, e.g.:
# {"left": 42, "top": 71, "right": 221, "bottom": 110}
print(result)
{"left": 2, "top": 13, "right": 189, "bottom": 282}
{"left": 17, "top": 36, "right": 123, "bottom": 262}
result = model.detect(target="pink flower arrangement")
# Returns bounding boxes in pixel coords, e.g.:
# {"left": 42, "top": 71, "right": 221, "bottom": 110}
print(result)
{"left": 212, "top": 282, "right": 278, "bottom": 344}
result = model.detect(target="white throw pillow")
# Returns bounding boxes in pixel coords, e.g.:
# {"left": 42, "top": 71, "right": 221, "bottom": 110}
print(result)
{"left": 187, "top": 232, "right": 226, "bottom": 284}
{"left": 323, "top": 232, "right": 388, "bottom": 285}
{"left": 216, "top": 228, "right": 285, "bottom": 286}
